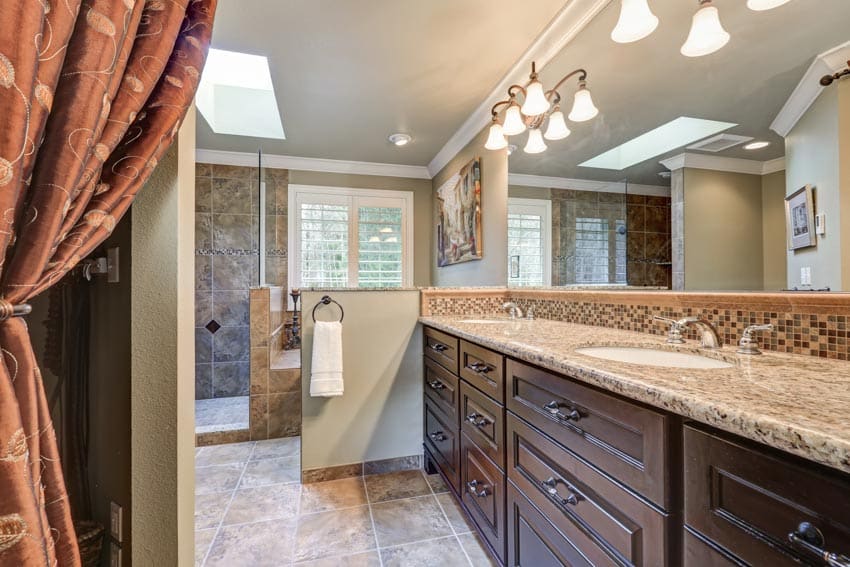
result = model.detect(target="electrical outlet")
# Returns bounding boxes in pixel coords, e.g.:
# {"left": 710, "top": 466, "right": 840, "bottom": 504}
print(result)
{"left": 801, "top": 267, "right": 812, "bottom": 286}
{"left": 110, "top": 501, "right": 123, "bottom": 542}
{"left": 109, "top": 542, "right": 122, "bottom": 567}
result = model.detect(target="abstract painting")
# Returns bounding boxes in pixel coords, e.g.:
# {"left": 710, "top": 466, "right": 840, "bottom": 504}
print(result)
{"left": 436, "top": 157, "right": 482, "bottom": 266}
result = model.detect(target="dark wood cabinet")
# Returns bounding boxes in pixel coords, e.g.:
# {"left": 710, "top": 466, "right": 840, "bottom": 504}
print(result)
{"left": 424, "top": 397, "right": 460, "bottom": 492}
{"left": 424, "top": 357, "right": 460, "bottom": 424}
{"left": 424, "top": 327, "right": 459, "bottom": 375}
{"left": 461, "top": 434, "right": 507, "bottom": 564}
{"left": 684, "top": 424, "right": 850, "bottom": 566}
{"left": 460, "top": 340, "right": 505, "bottom": 403}
{"left": 460, "top": 381, "right": 505, "bottom": 470}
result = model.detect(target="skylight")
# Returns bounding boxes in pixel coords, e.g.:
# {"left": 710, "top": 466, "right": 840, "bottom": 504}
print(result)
{"left": 579, "top": 117, "right": 736, "bottom": 170}
{"left": 196, "top": 48, "right": 285, "bottom": 139}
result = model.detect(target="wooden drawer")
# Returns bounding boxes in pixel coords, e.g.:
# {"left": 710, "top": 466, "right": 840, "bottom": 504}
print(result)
{"left": 461, "top": 433, "right": 506, "bottom": 564}
{"left": 424, "top": 327, "right": 459, "bottom": 375}
{"left": 507, "top": 414, "right": 672, "bottom": 565}
{"left": 507, "top": 482, "right": 596, "bottom": 567}
{"left": 424, "top": 357, "right": 460, "bottom": 425}
{"left": 506, "top": 358, "right": 677, "bottom": 509}
{"left": 423, "top": 398, "right": 460, "bottom": 493}
{"left": 460, "top": 340, "right": 505, "bottom": 403}
{"left": 684, "top": 424, "right": 850, "bottom": 566}
{"left": 683, "top": 528, "right": 744, "bottom": 567}
{"left": 460, "top": 381, "right": 505, "bottom": 470}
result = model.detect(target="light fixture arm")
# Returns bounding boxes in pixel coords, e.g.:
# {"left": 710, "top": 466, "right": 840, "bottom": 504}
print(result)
{"left": 820, "top": 60, "right": 850, "bottom": 87}
{"left": 545, "top": 68, "right": 588, "bottom": 102}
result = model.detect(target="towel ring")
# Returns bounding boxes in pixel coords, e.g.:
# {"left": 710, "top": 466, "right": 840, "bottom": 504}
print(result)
{"left": 311, "top": 295, "right": 344, "bottom": 323}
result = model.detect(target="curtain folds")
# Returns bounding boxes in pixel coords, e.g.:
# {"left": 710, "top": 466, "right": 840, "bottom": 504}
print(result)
{"left": 0, "top": 1, "right": 216, "bottom": 565}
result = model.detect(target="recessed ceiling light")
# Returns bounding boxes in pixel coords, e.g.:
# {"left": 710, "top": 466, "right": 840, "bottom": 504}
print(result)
{"left": 743, "top": 141, "right": 770, "bottom": 150}
{"left": 658, "top": 171, "right": 672, "bottom": 179}
{"left": 388, "top": 133, "right": 412, "bottom": 147}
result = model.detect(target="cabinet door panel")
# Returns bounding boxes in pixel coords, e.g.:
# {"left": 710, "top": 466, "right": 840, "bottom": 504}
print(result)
{"left": 424, "top": 327, "right": 459, "bottom": 375}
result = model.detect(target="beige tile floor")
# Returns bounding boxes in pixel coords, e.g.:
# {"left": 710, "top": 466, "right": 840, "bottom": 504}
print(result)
{"left": 195, "top": 438, "right": 496, "bottom": 566}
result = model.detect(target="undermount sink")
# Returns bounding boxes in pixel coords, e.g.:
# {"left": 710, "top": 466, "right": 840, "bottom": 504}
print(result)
{"left": 458, "top": 318, "right": 512, "bottom": 324}
{"left": 575, "top": 346, "right": 733, "bottom": 369}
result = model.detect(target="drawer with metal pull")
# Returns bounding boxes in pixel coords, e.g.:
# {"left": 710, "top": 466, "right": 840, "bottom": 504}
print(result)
{"left": 423, "top": 398, "right": 460, "bottom": 493}
{"left": 461, "top": 433, "right": 506, "bottom": 564}
{"left": 424, "top": 357, "right": 460, "bottom": 425}
{"left": 684, "top": 424, "right": 850, "bottom": 566}
{"left": 460, "top": 381, "right": 505, "bottom": 470}
{"left": 506, "top": 358, "right": 677, "bottom": 509}
{"left": 424, "top": 327, "right": 459, "bottom": 375}
{"left": 460, "top": 340, "right": 505, "bottom": 403}
{"left": 507, "top": 414, "right": 672, "bottom": 566}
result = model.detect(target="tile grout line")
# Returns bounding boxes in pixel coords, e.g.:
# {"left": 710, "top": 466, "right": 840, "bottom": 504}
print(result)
{"left": 427, "top": 471, "right": 474, "bottom": 567}
{"left": 200, "top": 442, "right": 256, "bottom": 566}
{"left": 363, "top": 475, "right": 385, "bottom": 567}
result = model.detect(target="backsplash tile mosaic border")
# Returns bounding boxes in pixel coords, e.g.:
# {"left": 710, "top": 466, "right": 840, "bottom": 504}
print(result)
{"left": 421, "top": 288, "right": 850, "bottom": 360}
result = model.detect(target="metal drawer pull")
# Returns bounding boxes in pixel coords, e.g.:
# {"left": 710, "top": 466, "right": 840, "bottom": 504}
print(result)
{"left": 789, "top": 522, "right": 850, "bottom": 567}
{"left": 468, "top": 361, "right": 493, "bottom": 374}
{"left": 466, "top": 479, "right": 490, "bottom": 498}
{"left": 465, "top": 412, "right": 491, "bottom": 427}
{"left": 429, "top": 431, "right": 447, "bottom": 443}
{"left": 541, "top": 476, "right": 581, "bottom": 507}
{"left": 543, "top": 400, "right": 582, "bottom": 422}
{"left": 429, "top": 342, "right": 448, "bottom": 352}
{"left": 427, "top": 380, "right": 445, "bottom": 391}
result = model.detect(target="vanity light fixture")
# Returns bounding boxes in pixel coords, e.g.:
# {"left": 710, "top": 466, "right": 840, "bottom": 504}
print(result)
{"left": 611, "top": 0, "right": 659, "bottom": 44}
{"left": 743, "top": 141, "right": 770, "bottom": 150}
{"left": 680, "top": 0, "right": 730, "bottom": 58}
{"left": 746, "top": 0, "right": 791, "bottom": 10}
{"left": 485, "top": 62, "right": 599, "bottom": 154}
{"left": 388, "top": 133, "right": 412, "bottom": 147}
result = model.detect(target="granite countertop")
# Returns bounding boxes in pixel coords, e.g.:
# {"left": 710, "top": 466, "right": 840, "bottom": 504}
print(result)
{"left": 420, "top": 315, "right": 850, "bottom": 474}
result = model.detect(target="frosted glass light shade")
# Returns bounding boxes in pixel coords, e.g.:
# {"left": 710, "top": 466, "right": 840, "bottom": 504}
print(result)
{"left": 502, "top": 104, "right": 527, "bottom": 136}
{"left": 521, "top": 80, "right": 551, "bottom": 116}
{"left": 681, "top": 3, "right": 730, "bottom": 58}
{"left": 544, "top": 110, "right": 571, "bottom": 141}
{"left": 484, "top": 122, "right": 508, "bottom": 150}
{"left": 568, "top": 86, "right": 599, "bottom": 122}
{"left": 746, "top": 0, "right": 790, "bottom": 10}
{"left": 611, "top": 0, "right": 659, "bottom": 43}
{"left": 524, "top": 129, "right": 547, "bottom": 154}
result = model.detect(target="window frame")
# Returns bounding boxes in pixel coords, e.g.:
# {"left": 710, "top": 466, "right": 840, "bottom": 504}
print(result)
{"left": 507, "top": 197, "right": 552, "bottom": 287}
{"left": 288, "top": 184, "right": 414, "bottom": 296}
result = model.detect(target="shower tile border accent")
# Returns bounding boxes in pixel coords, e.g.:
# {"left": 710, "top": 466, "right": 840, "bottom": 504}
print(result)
{"left": 421, "top": 288, "right": 850, "bottom": 360}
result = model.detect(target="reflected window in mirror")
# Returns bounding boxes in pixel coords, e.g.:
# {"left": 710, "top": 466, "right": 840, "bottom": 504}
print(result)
{"left": 507, "top": 198, "right": 552, "bottom": 287}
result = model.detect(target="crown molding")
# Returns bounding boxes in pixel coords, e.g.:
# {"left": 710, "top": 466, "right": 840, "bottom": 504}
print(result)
{"left": 508, "top": 173, "right": 670, "bottom": 196}
{"left": 771, "top": 40, "right": 850, "bottom": 137}
{"left": 195, "top": 149, "right": 431, "bottom": 179}
{"left": 659, "top": 152, "right": 786, "bottom": 176}
{"left": 426, "top": 0, "right": 611, "bottom": 178}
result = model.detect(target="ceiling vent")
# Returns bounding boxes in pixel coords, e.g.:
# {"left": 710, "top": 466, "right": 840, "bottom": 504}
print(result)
{"left": 687, "top": 133, "right": 753, "bottom": 153}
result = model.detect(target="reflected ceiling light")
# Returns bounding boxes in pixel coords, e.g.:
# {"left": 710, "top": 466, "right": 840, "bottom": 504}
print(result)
{"left": 743, "top": 141, "right": 770, "bottom": 150}
{"left": 681, "top": 0, "right": 730, "bottom": 58}
{"left": 747, "top": 0, "right": 791, "bottom": 10}
{"left": 611, "top": 0, "right": 659, "bottom": 44}
{"left": 524, "top": 129, "right": 547, "bottom": 154}
{"left": 486, "top": 61, "right": 599, "bottom": 156}
{"left": 388, "top": 133, "right": 412, "bottom": 146}
{"left": 506, "top": 144, "right": 518, "bottom": 156}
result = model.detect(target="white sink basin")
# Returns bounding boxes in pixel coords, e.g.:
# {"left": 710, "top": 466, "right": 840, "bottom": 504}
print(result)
{"left": 575, "top": 346, "right": 733, "bottom": 369}
{"left": 458, "top": 319, "right": 511, "bottom": 324}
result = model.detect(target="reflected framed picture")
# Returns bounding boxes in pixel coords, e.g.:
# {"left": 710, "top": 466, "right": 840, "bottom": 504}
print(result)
{"left": 785, "top": 184, "right": 816, "bottom": 251}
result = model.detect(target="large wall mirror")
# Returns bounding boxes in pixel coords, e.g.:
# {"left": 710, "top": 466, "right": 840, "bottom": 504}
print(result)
{"left": 499, "top": 0, "right": 850, "bottom": 292}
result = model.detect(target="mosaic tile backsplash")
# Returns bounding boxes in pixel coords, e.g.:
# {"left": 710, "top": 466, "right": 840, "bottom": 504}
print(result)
{"left": 421, "top": 289, "right": 849, "bottom": 360}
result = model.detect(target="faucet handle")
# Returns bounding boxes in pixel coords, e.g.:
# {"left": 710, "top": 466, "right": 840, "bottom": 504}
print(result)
{"left": 653, "top": 315, "right": 685, "bottom": 344}
{"left": 738, "top": 324, "right": 774, "bottom": 355}
{"left": 526, "top": 306, "right": 535, "bottom": 320}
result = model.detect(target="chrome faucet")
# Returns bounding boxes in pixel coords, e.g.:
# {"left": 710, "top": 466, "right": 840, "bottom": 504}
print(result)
{"left": 503, "top": 302, "right": 524, "bottom": 319}
{"left": 653, "top": 316, "right": 721, "bottom": 348}
{"left": 737, "top": 324, "right": 774, "bottom": 355}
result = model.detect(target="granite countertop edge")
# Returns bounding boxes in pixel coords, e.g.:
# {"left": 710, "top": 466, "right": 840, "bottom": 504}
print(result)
{"left": 419, "top": 316, "right": 850, "bottom": 475}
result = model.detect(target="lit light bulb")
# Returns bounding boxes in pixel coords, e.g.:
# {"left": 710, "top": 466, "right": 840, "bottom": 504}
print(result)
{"left": 746, "top": 0, "right": 791, "bottom": 10}
{"left": 521, "top": 79, "right": 551, "bottom": 116}
{"left": 681, "top": 0, "right": 730, "bottom": 58}
{"left": 523, "top": 129, "right": 547, "bottom": 154}
{"left": 544, "top": 108, "right": 570, "bottom": 141}
{"left": 611, "top": 0, "right": 659, "bottom": 43}
{"left": 568, "top": 82, "right": 598, "bottom": 122}
{"left": 502, "top": 103, "right": 527, "bottom": 136}
{"left": 484, "top": 121, "right": 508, "bottom": 150}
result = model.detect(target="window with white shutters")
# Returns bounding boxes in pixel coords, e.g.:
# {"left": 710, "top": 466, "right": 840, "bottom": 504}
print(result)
{"left": 507, "top": 198, "right": 551, "bottom": 287}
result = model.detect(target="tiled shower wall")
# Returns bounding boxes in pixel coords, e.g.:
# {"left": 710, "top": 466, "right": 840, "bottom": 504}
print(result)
{"left": 194, "top": 163, "right": 289, "bottom": 400}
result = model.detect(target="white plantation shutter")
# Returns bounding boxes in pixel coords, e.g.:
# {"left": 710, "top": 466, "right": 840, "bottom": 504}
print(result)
{"left": 507, "top": 198, "right": 551, "bottom": 287}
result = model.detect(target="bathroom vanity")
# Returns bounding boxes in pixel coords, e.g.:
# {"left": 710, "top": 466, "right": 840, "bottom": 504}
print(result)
{"left": 420, "top": 318, "right": 850, "bottom": 566}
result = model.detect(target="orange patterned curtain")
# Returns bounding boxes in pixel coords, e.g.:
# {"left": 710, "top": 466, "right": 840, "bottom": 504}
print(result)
{"left": 0, "top": 0, "right": 216, "bottom": 564}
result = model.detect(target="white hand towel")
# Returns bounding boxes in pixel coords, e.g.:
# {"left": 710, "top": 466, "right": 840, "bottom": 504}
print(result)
{"left": 310, "top": 320, "right": 344, "bottom": 397}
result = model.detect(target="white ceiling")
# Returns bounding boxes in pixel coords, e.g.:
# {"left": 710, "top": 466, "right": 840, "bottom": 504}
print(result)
{"left": 507, "top": 0, "right": 850, "bottom": 184}
{"left": 197, "top": 0, "right": 569, "bottom": 166}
